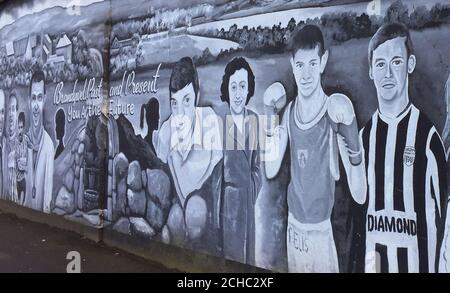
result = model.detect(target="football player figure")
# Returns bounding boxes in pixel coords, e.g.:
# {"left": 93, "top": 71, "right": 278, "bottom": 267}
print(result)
{"left": 359, "top": 23, "right": 447, "bottom": 273}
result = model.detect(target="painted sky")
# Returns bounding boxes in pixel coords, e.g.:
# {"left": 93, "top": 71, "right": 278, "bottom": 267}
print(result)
{"left": 0, "top": 0, "right": 104, "bottom": 30}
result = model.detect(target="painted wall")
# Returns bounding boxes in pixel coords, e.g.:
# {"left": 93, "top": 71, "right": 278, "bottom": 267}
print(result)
{"left": 0, "top": 0, "right": 449, "bottom": 273}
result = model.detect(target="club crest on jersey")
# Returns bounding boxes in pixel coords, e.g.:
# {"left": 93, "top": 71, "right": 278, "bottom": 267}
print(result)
{"left": 297, "top": 149, "right": 308, "bottom": 169}
{"left": 403, "top": 146, "right": 415, "bottom": 166}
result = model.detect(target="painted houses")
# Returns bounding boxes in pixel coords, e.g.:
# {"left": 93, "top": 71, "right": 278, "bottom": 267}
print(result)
{"left": 55, "top": 34, "right": 72, "bottom": 64}
{"left": 2, "top": 33, "right": 73, "bottom": 66}
{"left": 42, "top": 34, "right": 52, "bottom": 63}
{"left": 111, "top": 37, "right": 137, "bottom": 56}
{"left": 46, "top": 54, "right": 66, "bottom": 71}
{"left": 13, "top": 36, "right": 37, "bottom": 59}
{"left": 5, "top": 42, "right": 14, "bottom": 57}
{"left": 42, "top": 33, "right": 72, "bottom": 65}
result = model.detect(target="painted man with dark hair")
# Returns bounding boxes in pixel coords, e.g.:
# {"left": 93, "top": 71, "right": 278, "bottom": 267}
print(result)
{"left": 220, "top": 57, "right": 261, "bottom": 265}
{"left": 16, "top": 111, "right": 27, "bottom": 205}
{"left": 7, "top": 90, "right": 19, "bottom": 202}
{"left": 357, "top": 22, "right": 448, "bottom": 273}
{"left": 154, "top": 57, "right": 223, "bottom": 256}
{"left": 24, "top": 70, "right": 54, "bottom": 213}
{"left": 263, "top": 25, "right": 367, "bottom": 272}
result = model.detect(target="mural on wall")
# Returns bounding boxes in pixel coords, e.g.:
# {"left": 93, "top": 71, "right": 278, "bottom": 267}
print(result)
{"left": 106, "top": 0, "right": 450, "bottom": 273}
{"left": 0, "top": 0, "right": 109, "bottom": 226}
{"left": 0, "top": 0, "right": 449, "bottom": 273}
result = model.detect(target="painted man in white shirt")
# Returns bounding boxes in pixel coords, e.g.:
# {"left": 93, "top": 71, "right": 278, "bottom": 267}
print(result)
{"left": 24, "top": 70, "right": 54, "bottom": 213}
{"left": 154, "top": 57, "right": 223, "bottom": 255}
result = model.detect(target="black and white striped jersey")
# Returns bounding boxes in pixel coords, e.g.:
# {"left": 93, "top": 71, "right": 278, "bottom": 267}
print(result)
{"left": 360, "top": 104, "right": 448, "bottom": 273}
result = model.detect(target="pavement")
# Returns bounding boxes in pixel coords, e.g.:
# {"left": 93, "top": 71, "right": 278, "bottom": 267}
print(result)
{"left": 0, "top": 210, "right": 178, "bottom": 273}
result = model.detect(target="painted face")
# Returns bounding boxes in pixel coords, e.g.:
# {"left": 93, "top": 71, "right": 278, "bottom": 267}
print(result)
{"left": 370, "top": 37, "right": 414, "bottom": 103}
{"left": 170, "top": 83, "right": 196, "bottom": 142}
{"left": 18, "top": 120, "right": 24, "bottom": 143}
{"left": 0, "top": 90, "right": 4, "bottom": 138}
{"left": 228, "top": 68, "right": 249, "bottom": 115}
{"left": 8, "top": 96, "right": 17, "bottom": 139}
{"left": 30, "top": 80, "right": 45, "bottom": 130}
{"left": 291, "top": 46, "right": 326, "bottom": 98}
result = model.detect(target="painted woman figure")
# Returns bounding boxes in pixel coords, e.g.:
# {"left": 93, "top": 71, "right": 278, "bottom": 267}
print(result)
{"left": 220, "top": 57, "right": 262, "bottom": 265}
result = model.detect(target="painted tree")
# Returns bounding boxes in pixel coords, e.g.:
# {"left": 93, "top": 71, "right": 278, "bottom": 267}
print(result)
{"left": 385, "top": 0, "right": 409, "bottom": 25}
{"left": 287, "top": 17, "right": 296, "bottom": 32}
{"left": 73, "top": 30, "right": 89, "bottom": 66}
{"left": 239, "top": 26, "right": 250, "bottom": 48}
{"left": 409, "top": 6, "right": 431, "bottom": 29}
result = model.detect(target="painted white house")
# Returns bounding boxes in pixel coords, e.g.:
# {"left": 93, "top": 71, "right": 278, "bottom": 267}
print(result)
{"left": 13, "top": 36, "right": 33, "bottom": 59}
{"left": 5, "top": 42, "right": 14, "bottom": 57}
{"left": 46, "top": 54, "right": 66, "bottom": 71}
{"left": 55, "top": 34, "right": 72, "bottom": 64}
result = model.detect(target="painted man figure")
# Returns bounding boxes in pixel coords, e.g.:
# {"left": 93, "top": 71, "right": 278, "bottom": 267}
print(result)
{"left": 16, "top": 112, "right": 27, "bottom": 205}
{"left": 154, "top": 57, "right": 223, "bottom": 256}
{"left": 263, "top": 25, "right": 367, "bottom": 273}
{"left": 24, "top": 70, "right": 54, "bottom": 213}
{"left": 7, "top": 90, "right": 18, "bottom": 202}
{"left": 357, "top": 23, "right": 448, "bottom": 273}
{"left": 442, "top": 73, "right": 450, "bottom": 273}
{"left": 0, "top": 89, "right": 6, "bottom": 199}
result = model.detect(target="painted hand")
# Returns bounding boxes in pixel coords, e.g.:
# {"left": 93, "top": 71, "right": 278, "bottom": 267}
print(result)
{"left": 328, "top": 94, "right": 361, "bottom": 165}
{"left": 263, "top": 82, "right": 286, "bottom": 115}
{"left": 327, "top": 93, "right": 355, "bottom": 126}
